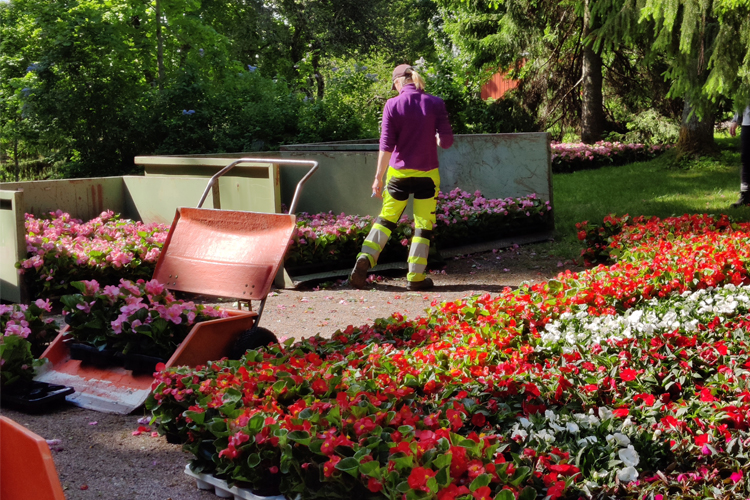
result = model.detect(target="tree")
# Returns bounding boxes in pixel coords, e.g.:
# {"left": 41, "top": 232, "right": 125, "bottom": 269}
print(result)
{"left": 640, "top": 0, "right": 750, "bottom": 156}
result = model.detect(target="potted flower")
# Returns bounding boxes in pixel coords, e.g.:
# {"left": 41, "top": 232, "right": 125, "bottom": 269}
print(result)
{"left": 60, "top": 278, "right": 227, "bottom": 373}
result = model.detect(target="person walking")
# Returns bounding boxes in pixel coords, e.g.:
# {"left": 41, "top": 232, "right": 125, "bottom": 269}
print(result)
{"left": 730, "top": 105, "right": 750, "bottom": 207}
{"left": 349, "top": 64, "right": 454, "bottom": 291}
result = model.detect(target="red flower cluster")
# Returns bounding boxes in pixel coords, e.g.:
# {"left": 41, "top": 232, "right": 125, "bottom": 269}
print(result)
{"left": 148, "top": 213, "right": 750, "bottom": 499}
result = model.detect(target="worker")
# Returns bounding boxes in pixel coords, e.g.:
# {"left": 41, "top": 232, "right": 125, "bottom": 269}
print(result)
{"left": 730, "top": 105, "right": 750, "bottom": 207}
{"left": 349, "top": 64, "right": 454, "bottom": 291}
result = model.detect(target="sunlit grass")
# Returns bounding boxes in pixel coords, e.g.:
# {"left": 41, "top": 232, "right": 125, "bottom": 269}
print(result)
{"left": 548, "top": 136, "right": 746, "bottom": 260}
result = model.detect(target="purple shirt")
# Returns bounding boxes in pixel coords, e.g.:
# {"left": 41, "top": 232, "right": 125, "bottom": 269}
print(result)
{"left": 379, "top": 84, "right": 454, "bottom": 171}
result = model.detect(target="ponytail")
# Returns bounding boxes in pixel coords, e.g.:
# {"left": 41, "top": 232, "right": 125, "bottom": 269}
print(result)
{"left": 396, "top": 67, "right": 426, "bottom": 91}
{"left": 408, "top": 69, "right": 425, "bottom": 90}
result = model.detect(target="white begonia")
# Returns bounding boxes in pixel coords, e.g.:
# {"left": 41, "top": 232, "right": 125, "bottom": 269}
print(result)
{"left": 606, "top": 433, "right": 631, "bottom": 446}
{"left": 540, "top": 284, "right": 750, "bottom": 349}
{"left": 534, "top": 429, "right": 555, "bottom": 442}
{"left": 545, "top": 410, "right": 557, "bottom": 421}
{"left": 617, "top": 466, "right": 639, "bottom": 482}
{"left": 518, "top": 417, "right": 532, "bottom": 429}
{"left": 549, "top": 421, "right": 566, "bottom": 433}
{"left": 566, "top": 422, "right": 580, "bottom": 433}
{"left": 618, "top": 445, "right": 640, "bottom": 467}
{"left": 577, "top": 435, "right": 598, "bottom": 446}
{"left": 511, "top": 428, "right": 528, "bottom": 441}
{"left": 599, "top": 407, "right": 613, "bottom": 421}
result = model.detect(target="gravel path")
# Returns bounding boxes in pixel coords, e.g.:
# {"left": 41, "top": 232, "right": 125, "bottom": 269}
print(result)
{"left": 0, "top": 244, "right": 581, "bottom": 500}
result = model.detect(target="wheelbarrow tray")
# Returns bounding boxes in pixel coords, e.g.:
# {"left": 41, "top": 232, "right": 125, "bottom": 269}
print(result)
{"left": 152, "top": 207, "right": 297, "bottom": 301}
{"left": 33, "top": 207, "right": 297, "bottom": 413}
{"left": 35, "top": 310, "right": 257, "bottom": 414}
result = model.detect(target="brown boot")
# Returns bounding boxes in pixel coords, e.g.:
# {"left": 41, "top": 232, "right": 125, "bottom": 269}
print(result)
{"left": 406, "top": 277, "right": 433, "bottom": 291}
{"left": 349, "top": 256, "right": 370, "bottom": 289}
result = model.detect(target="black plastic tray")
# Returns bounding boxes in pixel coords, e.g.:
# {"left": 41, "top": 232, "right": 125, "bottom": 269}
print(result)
{"left": 0, "top": 380, "right": 75, "bottom": 413}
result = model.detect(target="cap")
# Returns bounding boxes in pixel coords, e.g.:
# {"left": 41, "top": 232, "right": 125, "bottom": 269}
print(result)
{"left": 391, "top": 64, "right": 413, "bottom": 90}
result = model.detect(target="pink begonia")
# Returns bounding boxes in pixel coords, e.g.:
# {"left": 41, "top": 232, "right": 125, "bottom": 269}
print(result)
{"left": 111, "top": 313, "right": 128, "bottom": 334}
{"left": 5, "top": 322, "right": 31, "bottom": 338}
{"left": 119, "top": 279, "right": 142, "bottom": 296}
{"left": 102, "top": 285, "right": 121, "bottom": 303}
{"left": 110, "top": 252, "right": 133, "bottom": 269}
{"left": 75, "top": 301, "right": 96, "bottom": 314}
{"left": 120, "top": 301, "right": 147, "bottom": 316}
{"left": 81, "top": 280, "right": 100, "bottom": 296}
{"left": 34, "top": 298, "right": 53, "bottom": 312}
{"left": 144, "top": 280, "right": 164, "bottom": 296}
{"left": 163, "top": 304, "right": 183, "bottom": 324}
{"left": 21, "top": 255, "right": 44, "bottom": 269}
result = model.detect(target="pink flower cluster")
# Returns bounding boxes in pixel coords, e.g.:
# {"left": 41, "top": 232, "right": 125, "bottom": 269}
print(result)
{"left": 21, "top": 210, "right": 168, "bottom": 274}
{"left": 63, "top": 278, "right": 227, "bottom": 359}
{"left": 286, "top": 191, "right": 550, "bottom": 266}
{"left": 18, "top": 210, "right": 170, "bottom": 297}
{"left": 436, "top": 189, "right": 551, "bottom": 225}
{"left": 551, "top": 141, "right": 671, "bottom": 173}
{"left": 0, "top": 300, "right": 53, "bottom": 339}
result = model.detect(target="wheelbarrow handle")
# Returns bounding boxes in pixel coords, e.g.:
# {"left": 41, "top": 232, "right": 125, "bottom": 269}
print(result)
{"left": 197, "top": 158, "right": 319, "bottom": 213}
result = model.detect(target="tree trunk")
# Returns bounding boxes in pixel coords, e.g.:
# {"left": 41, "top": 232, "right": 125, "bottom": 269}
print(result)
{"left": 312, "top": 51, "right": 324, "bottom": 99}
{"left": 676, "top": 100, "right": 718, "bottom": 158}
{"left": 156, "top": 0, "right": 164, "bottom": 89}
{"left": 580, "top": 0, "right": 605, "bottom": 144}
{"left": 13, "top": 136, "right": 20, "bottom": 182}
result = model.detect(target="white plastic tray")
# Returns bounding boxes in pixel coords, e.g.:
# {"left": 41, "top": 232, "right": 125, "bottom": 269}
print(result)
{"left": 184, "top": 464, "right": 286, "bottom": 500}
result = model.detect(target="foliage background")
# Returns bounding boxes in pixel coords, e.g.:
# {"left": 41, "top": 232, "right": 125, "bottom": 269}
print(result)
{"left": 1, "top": 0, "right": 748, "bottom": 180}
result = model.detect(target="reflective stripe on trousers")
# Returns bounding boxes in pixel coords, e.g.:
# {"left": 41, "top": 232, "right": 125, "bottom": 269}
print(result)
{"left": 357, "top": 167, "right": 439, "bottom": 282}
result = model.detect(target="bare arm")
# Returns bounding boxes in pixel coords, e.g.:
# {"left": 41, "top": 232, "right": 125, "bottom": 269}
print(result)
{"left": 372, "top": 150, "right": 392, "bottom": 199}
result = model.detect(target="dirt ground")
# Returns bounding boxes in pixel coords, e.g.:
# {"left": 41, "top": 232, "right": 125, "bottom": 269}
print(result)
{"left": 0, "top": 244, "right": 580, "bottom": 500}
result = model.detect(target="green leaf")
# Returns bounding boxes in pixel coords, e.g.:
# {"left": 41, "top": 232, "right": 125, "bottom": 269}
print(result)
{"left": 510, "top": 466, "right": 531, "bottom": 487}
{"left": 469, "top": 473, "right": 491, "bottom": 491}
{"left": 500, "top": 488, "right": 516, "bottom": 500}
{"left": 435, "top": 467, "right": 450, "bottom": 487}
{"left": 288, "top": 430, "right": 311, "bottom": 445}
{"left": 184, "top": 410, "right": 205, "bottom": 425}
{"left": 247, "top": 453, "right": 261, "bottom": 468}
{"left": 335, "top": 457, "right": 360, "bottom": 477}
{"left": 518, "top": 486, "right": 537, "bottom": 500}
{"left": 359, "top": 461, "right": 380, "bottom": 477}
{"left": 433, "top": 453, "right": 452, "bottom": 469}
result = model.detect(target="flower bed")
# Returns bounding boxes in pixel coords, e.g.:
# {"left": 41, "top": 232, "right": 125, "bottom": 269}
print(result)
{"left": 551, "top": 142, "right": 671, "bottom": 174}
{"left": 286, "top": 190, "right": 552, "bottom": 269}
{"left": 18, "top": 210, "right": 169, "bottom": 298}
{"left": 19, "top": 192, "right": 551, "bottom": 292}
{"left": 61, "top": 279, "right": 227, "bottom": 362}
{"left": 147, "top": 213, "right": 750, "bottom": 499}
{"left": 576, "top": 213, "right": 749, "bottom": 266}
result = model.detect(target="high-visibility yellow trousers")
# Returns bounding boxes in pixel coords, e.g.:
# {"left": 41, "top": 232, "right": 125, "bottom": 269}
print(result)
{"left": 358, "top": 167, "right": 440, "bottom": 282}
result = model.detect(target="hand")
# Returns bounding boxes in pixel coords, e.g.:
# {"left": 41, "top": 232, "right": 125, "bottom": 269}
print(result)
{"left": 372, "top": 178, "right": 383, "bottom": 199}
{"left": 730, "top": 122, "right": 739, "bottom": 137}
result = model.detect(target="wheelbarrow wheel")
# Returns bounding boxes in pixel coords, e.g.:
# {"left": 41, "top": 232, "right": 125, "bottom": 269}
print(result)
{"left": 229, "top": 326, "right": 279, "bottom": 359}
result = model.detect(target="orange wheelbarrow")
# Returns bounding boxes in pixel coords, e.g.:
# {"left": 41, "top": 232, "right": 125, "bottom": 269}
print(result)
{"left": 34, "top": 158, "right": 318, "bottom": 414}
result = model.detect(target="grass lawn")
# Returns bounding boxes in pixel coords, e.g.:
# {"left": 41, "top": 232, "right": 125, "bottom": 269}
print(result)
{"left": 547, "top": 135, "right": 748, "bottom": 260}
